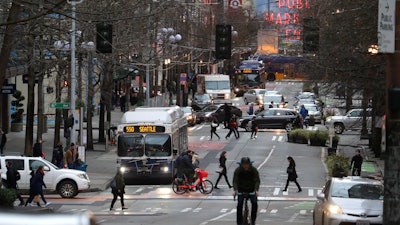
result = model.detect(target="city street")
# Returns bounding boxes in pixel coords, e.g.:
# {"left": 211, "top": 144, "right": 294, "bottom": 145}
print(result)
{"left": 12, "top": 80, "right": 328, "bottom": 225}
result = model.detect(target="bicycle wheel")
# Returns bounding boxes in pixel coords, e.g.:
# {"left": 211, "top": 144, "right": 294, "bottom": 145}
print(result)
{"left": 172, "top": 180, "right": 187, "bottom": 194}
{"left": 243, "top": 203, "right": 250, "bottom": 225}
{"left": 199, "top": 179, "right": 214, "bottom": 194}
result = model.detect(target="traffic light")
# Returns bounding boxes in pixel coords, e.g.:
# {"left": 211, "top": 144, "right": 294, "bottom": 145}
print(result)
{"left": 96, "top": 24, "right": 113, "bottom": 53}
{"left": 215, "top": 24, "right": 232, "bottom": 60}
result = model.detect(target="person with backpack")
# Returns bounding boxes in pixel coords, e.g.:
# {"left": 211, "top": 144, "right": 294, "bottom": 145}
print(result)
{"left": 299, "top": 104, "right": 308, "bottom": 128}
{"left": 225, "top": 114, "right": 239, "bottom": 139}
{"left": 52, "top": 141, "right": 64, "bottom": 168}
{"left": 5, "top": 161, "right": 24, "bottom": 206}
{"left": 110, "top": 170, "right": 127, "bottom": 211}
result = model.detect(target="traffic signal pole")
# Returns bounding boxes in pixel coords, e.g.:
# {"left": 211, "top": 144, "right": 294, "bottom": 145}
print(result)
{"left": 384, "top": 1, "right": 400, "bottom": 223}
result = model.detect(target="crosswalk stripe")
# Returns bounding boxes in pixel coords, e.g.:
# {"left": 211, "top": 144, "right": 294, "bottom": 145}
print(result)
{"left": 270, "top": 209, "right": 278, "bottom": 214}
{"left": 278, "top": 136, "right": 284, "bottom": 142}
{"left": 260, "top": 209, "right": 267, "bottom": 213}
{"left": 308, "top": 189, "right": 314, "bottom": 197}
{"left": 317, "top": 189, "right": 322, "bottom": 194}
{"left": 200, "top": 136, "right": 205, "bottom": 141}
{"left": 193, "top": 208, "right": 202, "bottom": 212}
{"left": 181, "top": 208, "right": 192, "bottom": 213}
{"left": 273, "top": 187, "right": 280, "bottom": 196}
{"left": 283, "top": 190, "right": 289, "bottom": 196}
{"left": 300, "top": 210, "right": 307, "bottom": 215}
{"left": 272, "top": 136, "right": 277, "bottom": 141}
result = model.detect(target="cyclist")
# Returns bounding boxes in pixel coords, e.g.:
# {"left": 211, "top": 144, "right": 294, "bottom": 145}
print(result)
{"left": 233, "top": 157, "right": 261, "bottom": 225}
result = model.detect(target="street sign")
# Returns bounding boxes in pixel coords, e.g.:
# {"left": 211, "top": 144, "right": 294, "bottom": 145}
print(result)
{"left": 50, "top": 102, "right": 70, "bottom": 109}
{"left": 1, "top": 84, "right": 16, "bottom": 94}
{"left": 378, "top": 0, "right": 396, "bottom": 53}
{"left": 180, "top": 73, "right": 187, "bottom": 85}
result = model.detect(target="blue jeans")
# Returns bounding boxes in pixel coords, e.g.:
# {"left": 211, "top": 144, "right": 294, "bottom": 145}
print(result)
{"left": 237, "top": 193, "right": 258, "bottom": 225}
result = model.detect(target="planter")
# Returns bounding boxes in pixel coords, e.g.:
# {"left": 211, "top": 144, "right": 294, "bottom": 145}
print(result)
{"left": 296, "top": 137, "right": 308, "bottom": 144}
{"left": 310, "top": 138, "right": 326, "bottom": 146}
{"left": 10, "top": 123, "right": 23, "bottom": 132}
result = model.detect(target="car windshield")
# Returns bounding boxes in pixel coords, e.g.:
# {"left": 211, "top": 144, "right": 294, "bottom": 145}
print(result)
{"left": 201, "top": 105, "right": 219, "bottom": 112}
{"left": 256, "top": 90, "right": 266, "bottom": 95}
{"left": 205, "top": 81, "right": 230, "bottom": 90}
{"left": 264, "top": 95, "right": 282, "bottom": 103}
{"left": 194, "top": 94, "right": 211, "bottom": 101}
{"left": 331, "top": 182, "right": 383, "bottom": 200}
{"left": 305, "top": 106, "right": 318, "bottom": 112}
{"left": 182, "top": 107, "right": 192, "bottom": 113}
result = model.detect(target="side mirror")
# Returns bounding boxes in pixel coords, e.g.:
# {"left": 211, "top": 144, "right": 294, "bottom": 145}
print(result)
{"left": 316, "top": 192, "right": 325, "bottom": 201}
{"left": 44, "top": 166, "right": 50, "bottom": 172}
{"left": 173, "top": 148, "right": 178, "bottom": 155}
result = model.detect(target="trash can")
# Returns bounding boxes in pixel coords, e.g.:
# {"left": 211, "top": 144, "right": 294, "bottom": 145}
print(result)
{"left": 43, "top": 115, "right": 48, "bottom": 133}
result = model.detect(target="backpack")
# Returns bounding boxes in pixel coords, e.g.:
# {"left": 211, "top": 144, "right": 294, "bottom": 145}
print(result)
{"left": 15, "top": 171, "right": 21, "bottom": 181}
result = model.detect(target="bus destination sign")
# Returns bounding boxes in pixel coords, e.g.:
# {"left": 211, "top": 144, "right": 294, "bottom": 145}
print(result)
{"left": 124, "top": 125, "right": 166, "bottom": 133}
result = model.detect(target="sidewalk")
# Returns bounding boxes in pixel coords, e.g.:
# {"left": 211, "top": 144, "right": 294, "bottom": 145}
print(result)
{"left": 3, "top": 110, "right": 125, "bottom": 192}
{"left": 336, "top": 134, "right": 384, "bottom": 181}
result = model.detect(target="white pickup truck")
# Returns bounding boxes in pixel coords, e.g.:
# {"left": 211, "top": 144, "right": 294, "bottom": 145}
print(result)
{"left": 0, "top": 155, "right": 90, "bottom": 198}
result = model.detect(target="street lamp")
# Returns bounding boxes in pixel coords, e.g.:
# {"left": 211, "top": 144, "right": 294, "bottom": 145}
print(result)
{"left": 67, "top": 0, "right": 83, "bottom": 144}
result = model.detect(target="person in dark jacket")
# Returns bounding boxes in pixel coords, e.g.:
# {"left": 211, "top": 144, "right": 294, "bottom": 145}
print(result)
{"left": 24, "top": 170, "right": 41, "bottom": 207}
{"left": 210, "top": 114, "right": 220, "bottom": 140}
{"left": 214, "top": 151, "right": 232, "bottom": 189}
{"left": 350, "top": 149, "right": 363, "bottom": 176}
{"left": 51, "top": 141, "right": 64, "bottom": 168}
{"left": 250, "top": 116, "right": 258, "bottom": 140}
{"left": 283, "top": 156, "right": 302, "bottom": 192}
{"left": 223, "top": 103, "right": 231, "bottom": 128}
{"left": 0, "top": 128, "right": 6, "bottom": 154}
{"left": 233, "top": 157, "right": 260, "bottom": 225}
{"left": 180, "top": 150, "right": 196, "bottom": 184}
{"left": 31, "top": 166, "right": 49, "bottom": 206}
{"left": 5, "top": 161, "right": 24, "bottom": 206}
{"left": 33, "top": 139, "right": 43, "bottom": 157}
{"left": 110, "top": 170, "right": 127, "bottom": 210}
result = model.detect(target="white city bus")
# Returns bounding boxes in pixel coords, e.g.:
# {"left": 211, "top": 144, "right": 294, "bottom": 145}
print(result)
{"left": 116, "top": 106, "right": 188, "bottom": 183}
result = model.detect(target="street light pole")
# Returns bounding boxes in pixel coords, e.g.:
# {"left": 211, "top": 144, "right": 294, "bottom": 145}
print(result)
{"left": 67, "top": 0, "right": 83, "bottom": 144}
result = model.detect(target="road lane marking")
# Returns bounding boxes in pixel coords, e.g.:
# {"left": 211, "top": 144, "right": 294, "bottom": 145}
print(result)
{"left": 220, "top": 208, "right": 229, "bottom": 213}
{"left": 278, "top": 136, "right": 284, "bottom": 142}
{"left": 308, "top": 189, "right": 314, "bottom": 197}
{"left": 283, "top": 190, "right": 289, "bottom": 196}
{"left": 317, "top": 189, "right": 322, "bottom": 194}
{"left": 270, "top": 209, "right": 278, "bottom": 214}
{"left": 257, "top": 146, "right": 275, "bottom": 170}
{"left": 272, "top": 136, "right": 277, "bottom": 141}
{"left": 135, "top": 188, "right": 144, "bottom": 193}
{"left": 300, "top": 210, "right": 307, "bottom": 215}
{"left": 193, "top": 208, "right": 202, "bottom": 212}
{"left": 200, "top": 136, "right": 205, "bottom": 141}
{"left": 199, "top": 209, "right": 236, "bottom": 225}
{"left": 181, "top": 208, "right": 192, "bottom": 213}
{"left": 260, "top": 209, "right": 267, "bottom": 213}
{"left": 273, "top": 188, "right": 280, "bottom": 196}
{"left": 287, "top": 212, "right": 299, "bottom": 222}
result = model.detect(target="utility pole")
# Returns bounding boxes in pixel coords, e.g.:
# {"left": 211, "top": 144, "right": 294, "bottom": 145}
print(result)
{"left": 384, "top": 1, "right": 400, "bottom": 223}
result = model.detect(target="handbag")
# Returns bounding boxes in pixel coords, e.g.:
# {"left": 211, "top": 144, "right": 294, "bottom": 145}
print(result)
{"left": 216, "top": 167, "right": 223, "bottom": 173}
{"left": 33, "top": 195, "right": 41, "bottom": 203}
{"left": 211, "top": 122, "right": 218, "bottom": 128}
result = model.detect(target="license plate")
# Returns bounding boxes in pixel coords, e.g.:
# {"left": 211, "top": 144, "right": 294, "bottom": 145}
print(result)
{"left": 356, "top": 220, "right": 370, "bottom": 225}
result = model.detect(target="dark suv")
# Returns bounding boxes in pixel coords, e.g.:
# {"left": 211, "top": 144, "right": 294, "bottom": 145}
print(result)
{"left": 239, "top": 108, "right": 302, "bottom": 131}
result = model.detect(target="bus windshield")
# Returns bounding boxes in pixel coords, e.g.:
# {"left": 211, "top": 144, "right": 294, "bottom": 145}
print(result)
{"left": 118, "top": 134, "right": 172, "bottom": 157}
{"left": 145, "top": 134, "right": 172, "bottom": 157}
{"left": 118, "top": 135, "right": 144, "bottom": 157}
{"left": 205, "top": 81, "right": 230, "bottom": 90}
{"left": 237, "top": 74, "right": 260, "bottom": 85}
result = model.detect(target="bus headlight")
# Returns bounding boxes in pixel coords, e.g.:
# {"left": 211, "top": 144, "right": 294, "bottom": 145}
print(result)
{"left": 120, "top": 167, "right": 126, "bottom": 173}
{"left": 161, "top": 166, "right": 169, "bottom": 172}
{"left": 224, "top": 93, "right": 230, "bottom": 99}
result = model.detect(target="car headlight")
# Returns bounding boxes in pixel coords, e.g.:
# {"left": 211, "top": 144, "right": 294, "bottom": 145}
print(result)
{"left": 187, "top": 115, "right": 193, "bottom": 120}
{"left": 326, "top": 117, "right": 332, "bottom": 122}
{"left": 328, "top": 204, "right": 343, "bottom": 214}
{"left": 77, "top": 173, "right": 88, "bottom": 180}
{"left": 235, "top": 88, "right": 239, "bottom": 92}
{"left": 161, "top": 166, "right": 169, "bottom": 172}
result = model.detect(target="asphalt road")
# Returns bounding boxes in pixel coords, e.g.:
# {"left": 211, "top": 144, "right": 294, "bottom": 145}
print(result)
{"left": 18, "top": 81, "right": 328, "bottom": 225}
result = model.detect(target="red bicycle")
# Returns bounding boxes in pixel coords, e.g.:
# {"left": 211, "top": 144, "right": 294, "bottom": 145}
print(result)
{"left": 172, "top": 168, "right": 214, "bottom": 194}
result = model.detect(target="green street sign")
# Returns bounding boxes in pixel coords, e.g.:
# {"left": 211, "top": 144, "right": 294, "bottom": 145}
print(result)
{"left": 50, "top": 102, "right": 70, "bottom": 109}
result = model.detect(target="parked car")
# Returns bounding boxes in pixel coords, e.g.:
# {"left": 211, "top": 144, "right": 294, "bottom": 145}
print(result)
{"left": 195, "top": 104, "right": 242, "bottom": 124}
{"left": 182, "top": 106, "right": 196, "bottom": 126}
{"left": 325, "top": 108, "right": 372, "bottom": 134}
{"left": 243, "top": 89, "right": 266, "bottom": 105}
{"left": 239, "top": 108, "right": 302, "bottom": 131}
{"left": 263, "top": 93, "right": 287, "bottom": 108}
{"left": 302, "top": 104, "right": 322, "bottom": 123}
{"left": 313, "top": 177, "right": 383, "bottom": 225}
{"left": 191, "top": 93, "right": 212, "bottom": 111}
{"left": 0, "top": 155, "right": 90, "bottom": 198}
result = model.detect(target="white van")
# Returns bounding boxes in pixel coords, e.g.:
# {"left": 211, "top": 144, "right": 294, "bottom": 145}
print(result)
{"left": 0, "top": 156, "right": 90, "bottom": 198}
